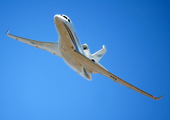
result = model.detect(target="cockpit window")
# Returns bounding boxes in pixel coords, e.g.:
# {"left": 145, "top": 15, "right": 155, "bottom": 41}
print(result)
{"left": 68, "top": 19, "right": 70, "bottom": 22}
{"left": 61, "top": 15, "right": 71, "bottom": 22}
{"left": 63, "top": 15, "right": 67, "bottom": 19}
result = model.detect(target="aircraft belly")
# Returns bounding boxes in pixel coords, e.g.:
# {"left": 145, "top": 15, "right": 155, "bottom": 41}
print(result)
{"left": 59, "top": 36, "right": 82, "bottom": 73}
{"left": 55, "top": 19, "right": 91, "bottom": 80}
{"left": 59, "top": 39, "right": 92, "bottom": 80}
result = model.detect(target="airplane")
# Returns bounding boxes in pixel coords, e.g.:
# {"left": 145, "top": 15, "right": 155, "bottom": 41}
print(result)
{"left": 6, "top": 14, "right": 163, "bottom": 100}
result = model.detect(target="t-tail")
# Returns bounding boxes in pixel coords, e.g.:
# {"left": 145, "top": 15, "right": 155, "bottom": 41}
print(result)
{"left": 91, "top": 45, "right": 106, "bottom": 62}
{"left": 82, "top": 44, "right": 107, "bottom": 73}
{"left": 82, "top": 44, "right": 106, "bottom": 62}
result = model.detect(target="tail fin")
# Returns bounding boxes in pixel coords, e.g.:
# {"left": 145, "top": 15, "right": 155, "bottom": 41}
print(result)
{"left": 91, "top": 45, "right": 106, "bottom": 62}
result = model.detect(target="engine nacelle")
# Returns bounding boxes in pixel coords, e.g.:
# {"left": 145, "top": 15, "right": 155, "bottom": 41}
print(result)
{"left": 82, "top": 44, "right": 91, "bottom": 58}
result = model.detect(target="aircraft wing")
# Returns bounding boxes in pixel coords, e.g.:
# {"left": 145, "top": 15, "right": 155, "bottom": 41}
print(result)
{"left": 74, "top": 50, "right": 163, "bottom": 100}
{"left": 6, "top": 30, "right": 61, "bottom": 57}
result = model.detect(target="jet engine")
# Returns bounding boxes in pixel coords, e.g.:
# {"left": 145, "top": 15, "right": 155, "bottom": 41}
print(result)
{"left": 82, "top": 44, "right": 91, "bottom": 58}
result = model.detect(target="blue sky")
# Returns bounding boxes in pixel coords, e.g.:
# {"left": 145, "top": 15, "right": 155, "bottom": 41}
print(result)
{"left": 1, "top": 0, "right": 170, "bottom": 120}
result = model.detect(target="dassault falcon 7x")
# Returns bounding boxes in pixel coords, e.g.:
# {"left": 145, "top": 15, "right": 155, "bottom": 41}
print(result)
{"left": 6, "top": 14, "right": 163, "bottom": 100}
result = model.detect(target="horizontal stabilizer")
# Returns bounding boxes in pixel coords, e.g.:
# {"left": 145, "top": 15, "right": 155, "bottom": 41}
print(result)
{"left": 91, "top": 45, "right": 106, "bottom": 62}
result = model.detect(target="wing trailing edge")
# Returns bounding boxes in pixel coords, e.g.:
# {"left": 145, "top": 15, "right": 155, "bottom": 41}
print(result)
{"left": 6, "top": 30, "right": 62, "bottom": 58}
{"left": 74, "top": 50, "right": 163, "bottom": 100}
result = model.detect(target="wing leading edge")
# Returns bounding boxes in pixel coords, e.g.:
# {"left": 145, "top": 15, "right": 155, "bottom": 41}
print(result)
{"left": 74, "top": 50, "right": 163, "bottom": 100}
{"left": 6, "top": 30, "right": 61, "bottom": 57}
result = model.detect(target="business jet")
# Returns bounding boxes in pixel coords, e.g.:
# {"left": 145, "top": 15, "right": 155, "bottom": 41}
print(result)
{"left": 6, "top": 14, "right": 163, "bottom": 100}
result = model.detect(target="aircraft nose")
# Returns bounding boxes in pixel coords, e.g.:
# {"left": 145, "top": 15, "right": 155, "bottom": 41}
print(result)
{"left": 54, "top": 14, "right": 60, "bottom": 20}
{"left": 54, "top": 14, "right": 63, "bottom": 25}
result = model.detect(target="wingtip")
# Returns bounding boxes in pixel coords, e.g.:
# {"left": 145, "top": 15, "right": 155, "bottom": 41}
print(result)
{"left": 6, "top": 29, "right": 10, "bottom": 34}
{"left": 154, "top": 95, "right": 164, "bottom": 100}
{"left": 102, "top": 45, "right": 106, "bottom": 52}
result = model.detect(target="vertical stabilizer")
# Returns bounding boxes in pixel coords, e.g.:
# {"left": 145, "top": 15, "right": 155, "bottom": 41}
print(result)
{"left": 91, "top": 45, "right": 106, "bottom": 62}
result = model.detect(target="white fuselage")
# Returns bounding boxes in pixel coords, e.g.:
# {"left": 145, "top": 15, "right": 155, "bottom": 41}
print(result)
{"left": 54, "top": 15, "right": 92, "bottom": 80}
{"left": 6, "top": 14, "right": 163, "bottom": 100}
